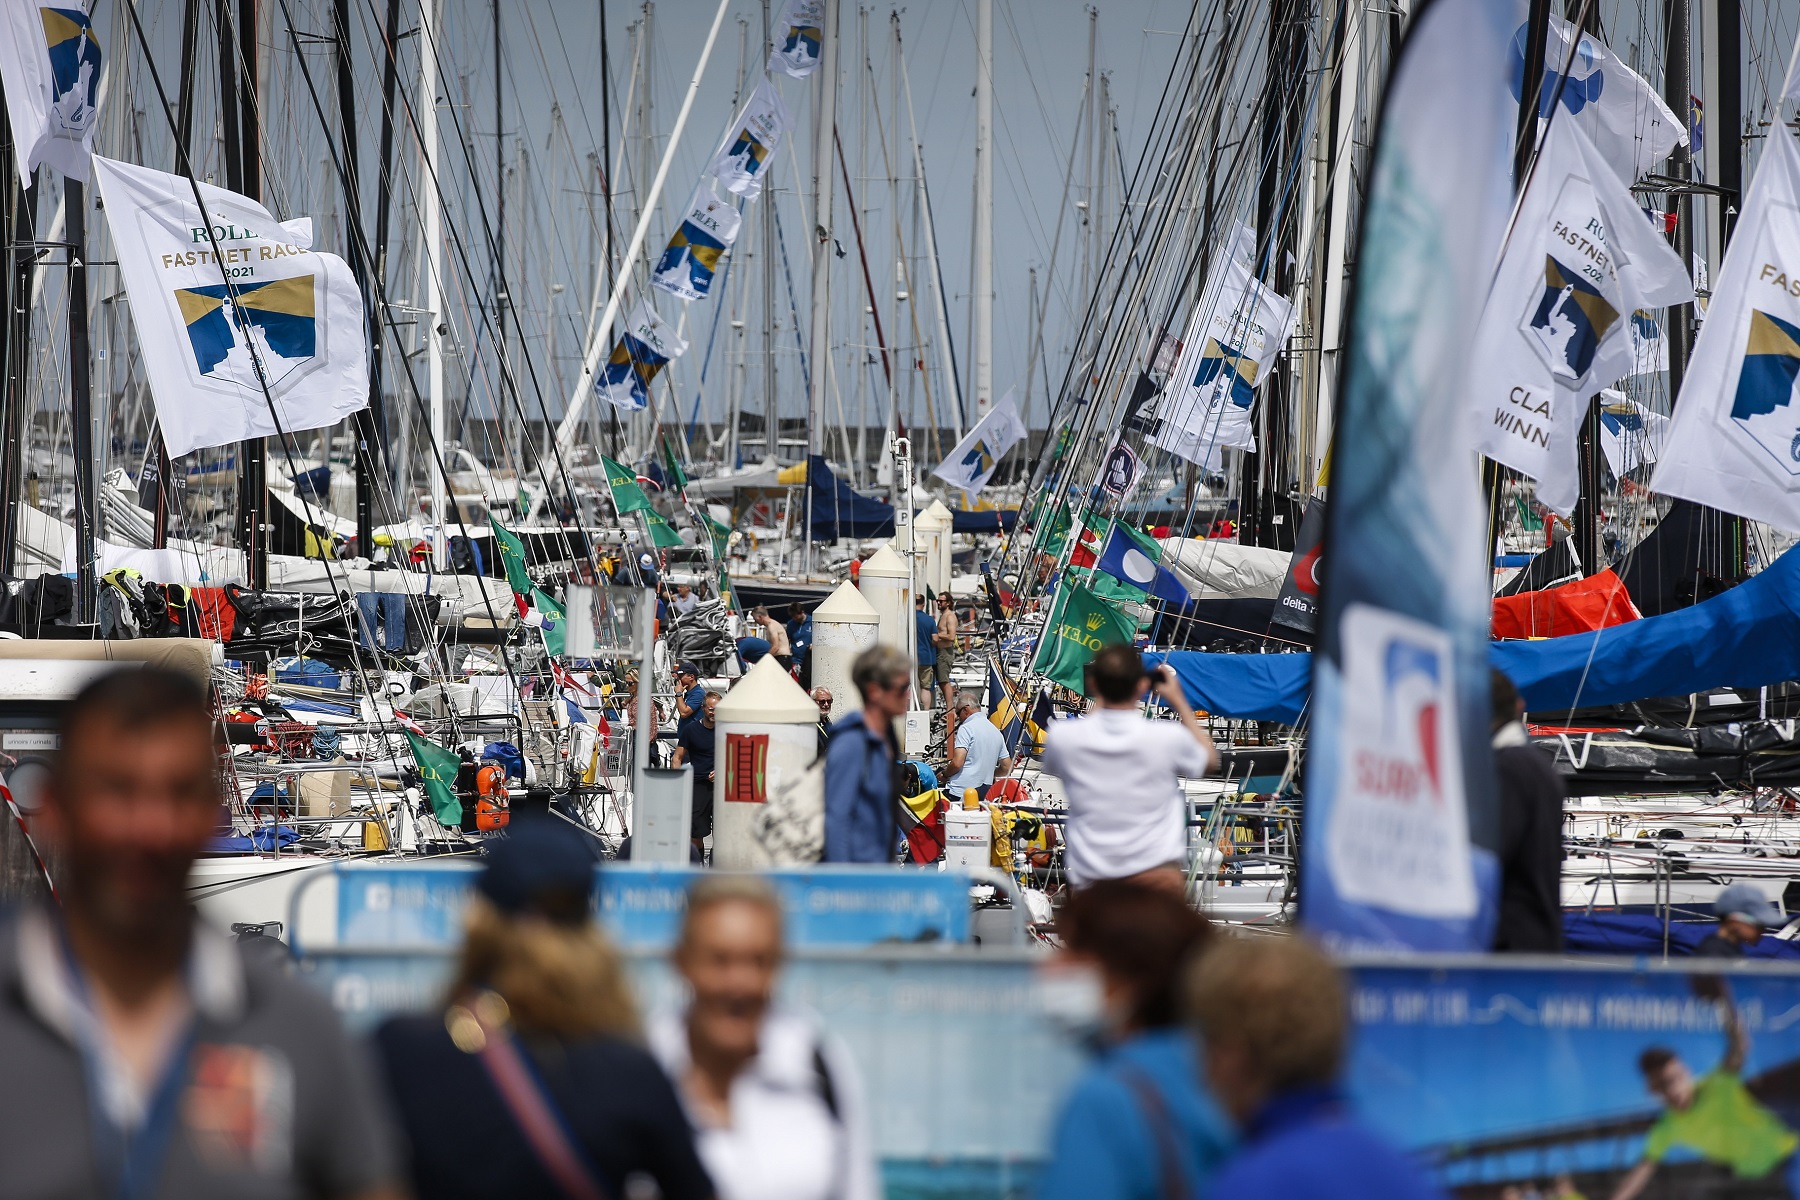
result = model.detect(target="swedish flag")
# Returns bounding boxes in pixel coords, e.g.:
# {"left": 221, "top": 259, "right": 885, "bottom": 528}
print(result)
{"left": 175, "top": 276, "right": 316, "bottom": 375}
{"left": 1530, "top": 256, "right": 1619, "bottom": 377}
{"left": 1731, "top": 309, "right": 1800, "bottom": 422}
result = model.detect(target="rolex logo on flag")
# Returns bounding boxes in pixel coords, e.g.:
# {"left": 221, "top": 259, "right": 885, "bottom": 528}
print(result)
{"left": 90, "top": 156, "right": 368, "bottom": 458}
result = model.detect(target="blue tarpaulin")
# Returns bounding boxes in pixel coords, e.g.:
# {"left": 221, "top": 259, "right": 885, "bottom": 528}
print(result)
{"left": 1153, "top": 543, "right": 1800, "bottom": 725}
{"left": 807, "top": 455, "right": 894, "bottom": 541}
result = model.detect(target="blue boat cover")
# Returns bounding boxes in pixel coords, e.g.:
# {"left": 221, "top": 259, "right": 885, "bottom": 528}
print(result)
{"left": 1151, "top": 543, "right": 1800, "bottom": 724}
{"left": 950, "top": 508, "right": 1017, "bottom": 533}
{"left": 807, "top": 455, "right": 894, "bottom": 541}
{"left": 1564, "top": 912, "right": 1800, "bottom": 960}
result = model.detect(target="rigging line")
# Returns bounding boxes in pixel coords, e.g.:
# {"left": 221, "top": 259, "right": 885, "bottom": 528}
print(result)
{"left": 376, "top": 0, "right": 605, "bottom": 576}
{"left": 772, "top": 198, "right": 812, "bottom": 397}
{"left": 117, "top": 0, "right": 506, "bottom": 744}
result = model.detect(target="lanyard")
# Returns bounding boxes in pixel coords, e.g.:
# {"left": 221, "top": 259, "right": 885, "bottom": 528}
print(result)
{"left": 57, "top": 928, "right": 199, "bottom": 1200}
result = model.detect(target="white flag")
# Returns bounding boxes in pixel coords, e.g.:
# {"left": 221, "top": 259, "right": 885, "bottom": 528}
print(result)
{"left": 0, "top": 1, "right": 102, "bottom": 182}
{"left": 651, "top": 187, "right": 741, "bottom": 302}
{"left": 1152, "top": 246, "right": 1296, "bottom": 470}
{"left": 1468, "top": 116, "right": 1690, "bottom": 514}
{"left": 768, "top": 0, "right": 826, "bottom": 78}
{"left": 1653, "top": 123, "right": 1800, "bottom": 531}
{"left": 1514, "top": 14, "right": 1686, "bottom": 183}
{"left": 595, "top": 301, "right": 687, "bottom": 413}
{"left": 931, "top": 392, "right": 1026, "bottom": 497}
{"left": 1596, "top": 390, "right": 1668, "bottom": 479}
{"left": 1627, "top": 308, "right": 1668, "bottom": 377}
{"left": 710, "top": 79, "right": 791, "bottom": 200}
{"left": 91, "top": 156, "right": 367, "bottom": 459}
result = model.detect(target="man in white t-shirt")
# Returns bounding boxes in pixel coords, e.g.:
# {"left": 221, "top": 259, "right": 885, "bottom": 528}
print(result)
{"left": 1041, "top": 644, "right": 1216, "bottom": 892}
{"left": 944, "top": 690, "right": 1012, "bottom": 800}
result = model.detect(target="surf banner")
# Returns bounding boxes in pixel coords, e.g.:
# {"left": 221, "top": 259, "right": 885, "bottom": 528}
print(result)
{"left": 1303, "top": 0, "right": 1512, "bottom": 952}
{"left": 92, "top": 156, "right": 367, "bottom": 458}
{"left": 709, "top": 78, "right": 791, "bottom": 200}
{"left": 0, "top": 1, "right": 102, "bottom": 182}
{"left": 1468, "top": 115, "right": 1689, "bottom": 514}
{"left": 1653, "top": 114, "right": 1800, "bottom": 533}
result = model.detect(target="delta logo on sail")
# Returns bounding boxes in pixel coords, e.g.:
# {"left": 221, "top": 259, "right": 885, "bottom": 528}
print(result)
{"left": 175, "top": 276, "right": 317, "bottom": 389}
{"left": 1728, "top": 308, "right": 1800, "bottom": 473}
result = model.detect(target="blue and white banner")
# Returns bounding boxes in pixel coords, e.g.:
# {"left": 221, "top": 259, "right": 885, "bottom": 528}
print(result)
{"left": 91, "top": 156, "right": 368, "bottom": 458}
{"left": 1597, "top": 389, "right": 1668, "bottom": 479}
{"left": 1653, "top": 102, "right": 1800, "bottom": 533}
{"left": 652, "top": 187, "right": 741, "bottom": 302}
{"left": 768, "top": 0, "right": 827, "bottom": 78}
{"left": 0, "top": 1, "right": 102, "bottom": 182}
{"left": 930, "top": 392, "right": 1027, "bottom": 497}
{"left": 595, "top": 300, "right": 687, "bottom": 413}
{"left": 1468, "top": 114, "right": 1690, "bottom": 514}
{"left": 1512, "top": 12, "right": 1686, "bottom": 184}
{"left": 1151, "top": 245, "right": 1295, "bottom": 471}
{"left": 710, "top": 78, "right": 791, "bottom": 200}
{"left": 1304, "top": 0, "right": 1512, "bottom": 951}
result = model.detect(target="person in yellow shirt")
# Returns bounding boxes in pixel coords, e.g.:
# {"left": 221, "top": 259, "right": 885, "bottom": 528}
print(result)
{"left": 1610, "top": 981, "right": 1800, "bottom": 1200}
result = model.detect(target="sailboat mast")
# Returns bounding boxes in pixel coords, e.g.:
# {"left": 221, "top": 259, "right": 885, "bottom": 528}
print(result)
{"left": 335, "top": 0, "right": 379, "bottom": 554}
{"left": 761, "top": 0, "right": 777, "bottom": 463}
{"left": 806, "top": 0, "right": 839, "bottom": 472}
{"left": 421, "top": 0, "right": 447, "bottom": 564}
{"left": 223, "top": 0, "right": 268, "bottom": 590}
{"left": 972, "top": 0, "right": 993, "bottom": 419}
{"left": 68, "top": 181, "right": 95, "bottom": 624}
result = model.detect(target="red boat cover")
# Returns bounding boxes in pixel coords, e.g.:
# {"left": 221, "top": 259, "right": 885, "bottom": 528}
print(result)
{"left": 1491, "top": 568, "right": 1641, "bottom": 640}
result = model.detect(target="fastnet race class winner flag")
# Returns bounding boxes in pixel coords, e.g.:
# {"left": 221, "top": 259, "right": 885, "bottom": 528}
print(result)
{"left": 931, "top": 393, "right": 1027, "bottom": 497}
{"left": 1304, "top": 0, "right": 1511, "bottom": 952}
{"left": 92, "top": 156, "right": 367, "bottom": 457}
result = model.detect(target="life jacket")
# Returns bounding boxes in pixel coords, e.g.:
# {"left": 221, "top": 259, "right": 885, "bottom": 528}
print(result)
{"left": 474, "top": 763, "right": 509, "bottom": 831}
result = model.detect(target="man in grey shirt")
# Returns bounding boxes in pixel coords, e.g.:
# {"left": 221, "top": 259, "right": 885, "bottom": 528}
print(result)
{"left": 0, "top": 668, "right": 401, "bottom": 1200}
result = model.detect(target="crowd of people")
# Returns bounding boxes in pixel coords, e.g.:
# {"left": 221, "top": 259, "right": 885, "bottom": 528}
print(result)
{"left": 0, "top": 664, "right": 1460, "bottom": 1200}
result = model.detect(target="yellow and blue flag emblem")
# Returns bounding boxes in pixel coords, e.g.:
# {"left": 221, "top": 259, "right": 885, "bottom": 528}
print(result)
{"left": 175, "top": 275, "right": 316, "bottom": 376}
{"left": 1193, "top": 337, "right": 1257, "bottom": 409}
{"left": 1731, "top": 309, "right": 1800, "bottom": 424}
{"left": 653, "top": 221, "right": 729, "bottom": 300}
{"left": 1529, "top": 255, "right": 1619, "bottom": 377}
{"left": 42, "top": 7, "right": 101, "bottom": 114}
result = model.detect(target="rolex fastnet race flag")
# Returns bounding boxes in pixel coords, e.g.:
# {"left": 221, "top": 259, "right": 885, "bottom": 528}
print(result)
{"left": 1468, "top": 114, "right": 1690, "bottom": 514}
{"left": 710, "top": 78, "right": 791, "bottom": 200}
{"left": 768, "top": 0, "right": 826, "bottom": 78}
{"left": 0, "top": 0, "right": 103, "bottom": 182}
{"left": 1652, "top": 88, "right": 1800, "bottom": 532}
{"left": 595, "top": 301, "right": 687, "bottom": 413}
{"left": 92, "top": 156, "right": 367, "bottom": 458}
{"left": 931, "top": 393, "right": 1026, "bottom": 497}
{"left": 652, "top": 187, "right": 741, "bottom": 302}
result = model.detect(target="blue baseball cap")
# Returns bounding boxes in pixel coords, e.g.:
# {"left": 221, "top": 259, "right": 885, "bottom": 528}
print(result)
{"left": 477, "top": 817, "right": 599, "bottom": 923}
{"left": 1714, "top": 882, "right": 1783, "bottom": 929}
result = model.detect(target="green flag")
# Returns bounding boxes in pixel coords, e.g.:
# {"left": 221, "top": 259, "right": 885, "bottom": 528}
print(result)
{"left": 1031, "top": 582, "right": 1136, "bottom": 692}
{"left": 644, "top": 507, "right": 686, "bottom": 549}
{"left": 488, "top": 515, "right": 532, "bottom": 597}
{"left": 1074, "top": 565, "right": 1147, "bottom": 606}
{"left": 405, "top": 732, "right": 463, "bottom": 826}
{"left": 661, "top": 434, "right": 690, "bottom": 492}
{"left": 602, "top": 456, "right": 651, "bottom": 514}
{"left": 1116, "top": 521, "right": 1162, "bottom": 562}
{"left": 1039, "top": 501, "right": 1072, "bottom": 557}
{"left": 700, "top": 512, "right": 733, "bottom": 560}
{"left": 531, "top": 586, "right": 567, "bottom": 656}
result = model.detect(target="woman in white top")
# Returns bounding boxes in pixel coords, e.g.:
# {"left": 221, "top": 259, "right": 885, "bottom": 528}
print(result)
{"left": 650, "top": 876, "right": 880, "bottom": 1200}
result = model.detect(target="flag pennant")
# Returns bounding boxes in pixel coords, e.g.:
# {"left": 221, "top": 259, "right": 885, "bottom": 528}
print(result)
{"left": 652, "top": 187, "right": 741, "bottom": 302}
{"left": 710, "top": 78, "right": 791, "bottom": 200}
{"left": 1030, "top": 582, "right": 1136, "bottom": 693}
{"left": 768, "top": 0, "right": 827, "bottom": 78}
{"left": 1095, "top": 524, "right": 1189, "bottom": 607}
{"left": 1152, "top": 243, "right": 1296, "bottom": 470}
{"left": 1654, "top": 105, "right": 1800, "bottom": 532}
{"left": 530, "top": 586, "right": 567, "bottom": 657}
{"left": 1512, "top": 15, "right": 1686, "bottom": 183}
{"left": 643, "top": 507, "right": 686, "bottom": 549}
{"left": 596, "top": 302, "right": 686, "bottom": 413}
{"left": 660, "top": 432, "right": 691, "bottom": 492}
{"left": 602, "top": 455, "right": 653, "bottom": 515}
{"left": 488, "top": 515, "right": 533, "bottom": 599}
{"left": 1468, "top": 114, "right": 1690, "bottom": 514}
{"left": 1305, "top": 0, "right": 1514, "bottom": 952}
{"left": 91, "top": 156, "right": 368, "bottom": 458}
{"left": 0, "top": 2, "right": 102, "bottom": 183}
{"left": 404, "top": 731, "right": 463, "bottom": 827}
{"left": 1595, "top": 389, "right": 1668, "bottom": 479}
{"left": 931, "top": 393, "right": 1028, "bottom": 497}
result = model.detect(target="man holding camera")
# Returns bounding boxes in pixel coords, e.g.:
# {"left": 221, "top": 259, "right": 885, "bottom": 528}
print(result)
{"left": 1041, "top": 645, "right": 1215, "bottom": 895}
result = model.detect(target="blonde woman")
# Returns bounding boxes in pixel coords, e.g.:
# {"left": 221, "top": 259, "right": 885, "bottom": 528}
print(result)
{"left": 650, "top": 876, "right": 878, "bottom": 1200}
{"left": 375, "top": 820, "right": 713, "bottom": 1200}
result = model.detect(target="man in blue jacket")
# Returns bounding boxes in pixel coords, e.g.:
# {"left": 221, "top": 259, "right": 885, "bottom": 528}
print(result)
{"left": 823, "top": 644, "right": 912, "bottom": 863}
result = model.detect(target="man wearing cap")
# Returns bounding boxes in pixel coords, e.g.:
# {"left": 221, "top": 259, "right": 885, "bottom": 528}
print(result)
{"left": 1697, "top": 882, "right": 1785, "bottom": 958}
{"left": 675, "top": 662, "right": 705, "bottom": 733}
